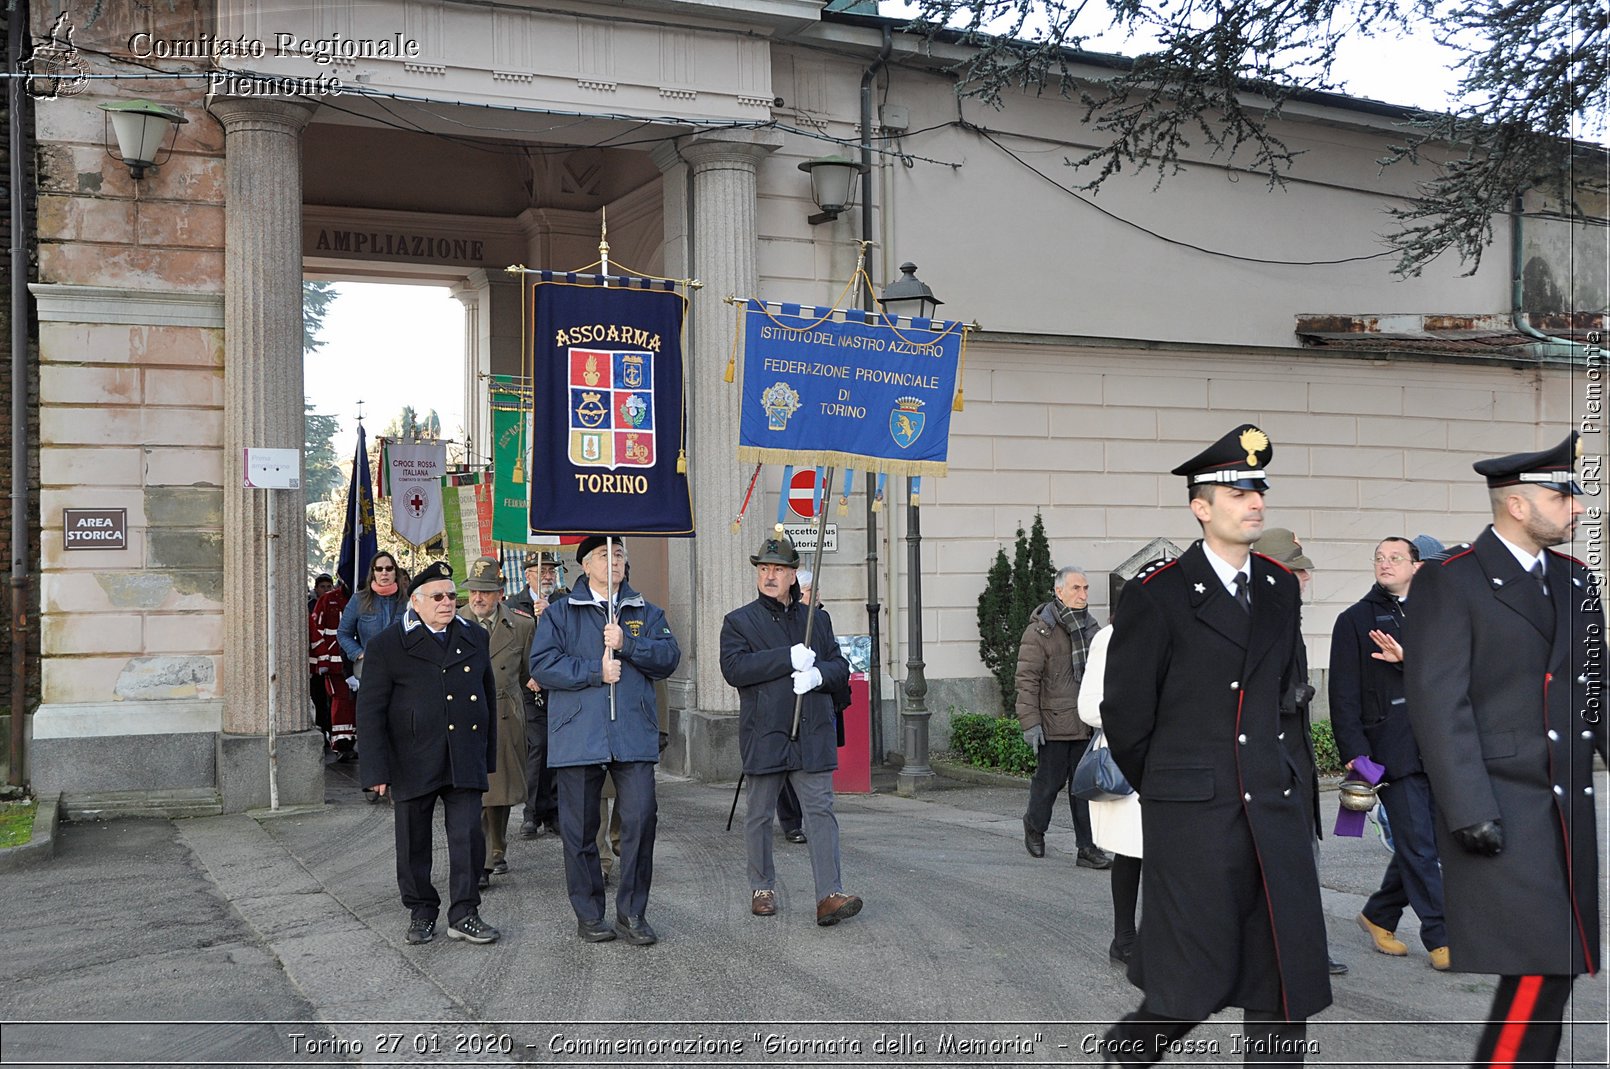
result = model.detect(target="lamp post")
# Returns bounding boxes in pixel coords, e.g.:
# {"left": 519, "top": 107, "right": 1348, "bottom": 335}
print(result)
{"left": 877, "top": 263, "right": 943, "bottom": 795}
{"left": 97, "top": 99, "right": 187, "bottom": 180}
{"left": 798, "top": 155, "right": 868, "bottom": 226}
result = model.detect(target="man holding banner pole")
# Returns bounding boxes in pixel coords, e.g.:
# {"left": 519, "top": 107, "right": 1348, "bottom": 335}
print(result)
{"left": 530, "top": 536, "right": 680, "bottom": 946}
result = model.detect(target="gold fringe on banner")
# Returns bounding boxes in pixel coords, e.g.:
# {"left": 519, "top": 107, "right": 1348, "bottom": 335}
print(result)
{"left": 735, "top": 445, "right": 947, "bottom": 479}
{"left": 952, "top": 325, "right": 972, "bottom": 411}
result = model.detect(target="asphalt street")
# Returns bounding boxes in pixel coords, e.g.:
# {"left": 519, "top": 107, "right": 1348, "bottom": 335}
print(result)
{"left": 1, "top": 759, "right": 1605, "bottom": 1068}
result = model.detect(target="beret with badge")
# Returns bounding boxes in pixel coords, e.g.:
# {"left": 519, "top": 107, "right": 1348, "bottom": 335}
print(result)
{"left": 406, "top": 560, "right": 453, "bottom": 597}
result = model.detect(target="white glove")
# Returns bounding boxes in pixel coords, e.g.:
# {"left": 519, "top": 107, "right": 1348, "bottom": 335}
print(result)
{"left": 789, "top": 643, "right": 817, "bottom": 671}
{"left": 344, "top": 676, "right": 360, "bottom": 693}
{"left": 791, "top": 666, "right": 823, "bottom": 695}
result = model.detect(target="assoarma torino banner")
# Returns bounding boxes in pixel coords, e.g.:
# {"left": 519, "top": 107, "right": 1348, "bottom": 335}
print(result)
{"left": 528, "top": 279, "right": 693, "bottom": 537}
{"left": 386, "top": 440, "right": 447, "bottom": 547}
{"left": 737, "top": 300, "right": 964, "bottom": 475}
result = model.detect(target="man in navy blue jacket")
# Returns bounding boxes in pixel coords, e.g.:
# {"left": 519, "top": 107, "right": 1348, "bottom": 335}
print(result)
{"left": 530, "top": 536, "right": 680, "bottom": 946}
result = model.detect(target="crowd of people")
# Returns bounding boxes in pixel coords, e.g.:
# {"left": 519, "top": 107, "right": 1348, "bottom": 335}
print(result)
{"left": 307, "top": 424, "right": 1603, "bottom": 1069}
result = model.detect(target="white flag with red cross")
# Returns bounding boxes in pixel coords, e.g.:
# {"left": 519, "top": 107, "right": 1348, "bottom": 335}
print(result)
{"left": 386, "top": 440, "right": 447, "bottom": 548}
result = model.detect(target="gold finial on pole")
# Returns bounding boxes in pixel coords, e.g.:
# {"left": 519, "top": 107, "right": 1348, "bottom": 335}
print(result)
{"left": 599, "top": 208, "right": 610, "bottom": 285}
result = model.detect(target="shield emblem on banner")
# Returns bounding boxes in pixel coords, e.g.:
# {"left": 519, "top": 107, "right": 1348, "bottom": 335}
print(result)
{"left": 567, "top": 348, "right": 656, "bottom": 469}
{"left": 890, "top": 397, "right": 925, "bottom": 449}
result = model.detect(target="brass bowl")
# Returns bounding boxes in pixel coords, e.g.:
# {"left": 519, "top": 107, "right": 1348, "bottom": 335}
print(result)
{"left": 1339, "top": 780, "right": 1379, "bottom": 812}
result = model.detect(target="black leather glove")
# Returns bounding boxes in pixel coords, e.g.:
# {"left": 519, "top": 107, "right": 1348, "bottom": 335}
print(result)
{"left": 658, "top": 731, "right": 669, "bottom": 754}
{"left": 1452, "top": 819, "right": 1503, "bottom": 856}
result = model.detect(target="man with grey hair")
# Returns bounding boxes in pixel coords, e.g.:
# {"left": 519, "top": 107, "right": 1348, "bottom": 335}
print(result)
{"left": 1017, "top": 565, "right": 1110, "bottom": 868}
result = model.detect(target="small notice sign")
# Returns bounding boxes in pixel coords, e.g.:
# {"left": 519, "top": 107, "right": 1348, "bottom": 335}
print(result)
{"left": 781, "top": 522, "right": 838, "bottom": 553}
{"left": 63, "top": 508, "right": 127, "bottom": 551}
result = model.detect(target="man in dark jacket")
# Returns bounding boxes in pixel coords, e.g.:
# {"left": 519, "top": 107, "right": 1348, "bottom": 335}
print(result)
{"left": 720, "top": 528, "right": 861, "bottom": 926}
{"left": 1016, "top": 566, "right": 1109, "bottom": 868}
{"left": 1100, "top": 424, "right": 1329, "bottom": 1066}
{"left": 530, "top": 536, "right": 680, "bottom": 946}
{"left": 357, "top": 561, "right": 500, "bottom": 947}
{"left": 514, "top": 552, "right": 561, "bottom": 839}
{"left": 1405, "top": 433, "right": 1605, "bottom": 1068}
{"left": 1330, "top": 536, "right": 1447, "bottom": 970}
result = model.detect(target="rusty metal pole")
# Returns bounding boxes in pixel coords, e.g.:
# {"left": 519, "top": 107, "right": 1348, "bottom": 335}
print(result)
{"left": 8, "top": 0, "right": 32, "bottom": 788}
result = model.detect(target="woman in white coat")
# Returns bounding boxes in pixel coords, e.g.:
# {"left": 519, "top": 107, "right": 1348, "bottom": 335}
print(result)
{"left": 1077, "top": 620, "right": 1143, "bottom": 965}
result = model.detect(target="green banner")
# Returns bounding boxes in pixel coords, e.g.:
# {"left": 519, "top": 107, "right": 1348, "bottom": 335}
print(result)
{"left": 492, "top": 405, "right": 535, "bottom": 544}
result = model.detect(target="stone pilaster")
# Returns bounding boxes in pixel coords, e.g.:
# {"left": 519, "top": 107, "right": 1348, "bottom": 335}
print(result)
{"left": 653, "top": 129, "right": 782, "bottom": 780}
{"left": 213, "top": 97, "right": 323, "bottom": 810}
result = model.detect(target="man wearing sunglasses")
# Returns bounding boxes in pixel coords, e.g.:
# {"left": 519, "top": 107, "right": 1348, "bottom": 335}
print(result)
{"left": 357, "top": 560, "right": 502, "bottom": 947}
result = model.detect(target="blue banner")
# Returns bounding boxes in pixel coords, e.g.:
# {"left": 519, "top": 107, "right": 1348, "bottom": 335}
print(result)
{"left": 335, "top": 423, "right": 378, "bottom": 591}
{"left": 737, "top": 300, "right": 964, "bottom": 475}
{"left": 528, "top": 281, "right": 693, "bottom": 537}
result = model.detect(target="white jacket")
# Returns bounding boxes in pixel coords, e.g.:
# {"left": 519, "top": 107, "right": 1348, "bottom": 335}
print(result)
{"left": 1077, "top": 625, "right": 1143, "bottom": 858}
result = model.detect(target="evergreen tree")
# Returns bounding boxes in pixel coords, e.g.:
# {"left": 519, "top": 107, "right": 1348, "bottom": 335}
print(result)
{"left": 1023, "top": 511, "right": 1055, "bottom": 613}
{"left": 976, "top": 547, "right": 1016, "bottom": 712}
{"left": 303, "top": 281, "right": 341, "bottom": 578}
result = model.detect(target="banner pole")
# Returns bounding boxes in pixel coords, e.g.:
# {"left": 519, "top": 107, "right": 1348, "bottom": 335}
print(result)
{"left": 789, "top": 465, "right": 835, "bottom": 740}
{"left": 606, "top": 535, "right": 617, "bottom": 722}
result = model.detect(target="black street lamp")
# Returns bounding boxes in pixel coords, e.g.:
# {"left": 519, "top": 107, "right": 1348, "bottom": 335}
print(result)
{"left": 878, "top": 263, "right": 941, "bottom": 794}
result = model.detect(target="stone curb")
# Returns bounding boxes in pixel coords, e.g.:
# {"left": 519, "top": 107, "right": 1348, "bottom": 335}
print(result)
{"left": 0, "top": 792, "right": 62, "bottom": 871}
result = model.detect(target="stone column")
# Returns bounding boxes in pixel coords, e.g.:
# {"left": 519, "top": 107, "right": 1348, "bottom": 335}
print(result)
{"left": 652, "top": 129, "right": 782, "bottom": 780}
{"left": 213, "top": 96, "right": 322, "bottom": 811}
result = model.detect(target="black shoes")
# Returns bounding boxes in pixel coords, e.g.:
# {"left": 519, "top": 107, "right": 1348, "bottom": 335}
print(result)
{"left": 614, "top": 914, "right": 658, "bottom": 946}
{"left": 447, "top": 912, "right": 500, "bottom": 944}
{"left": 1023, "top": 819, "right": 1046, "bottom": 858}
{"left": 784, "top": 827, "right": 808, "bottom": 844}
{"left": 1077, "top": 846, "right": 1113, "bottom": 870}
{"left": 1329, "top": 956, "right": 1350, "bottom": 976}
{"left": 478, "top": 871, "right": 491, "bottom": 890}
{"left": 519, "top": 821, "right": 539, "bottom": 838}
{"left": 577, "top": 917, "right": 617, "bottom": 942}
{"left": 491, "top": 859, "right": 509, "bottom": 875}
{"left": 1108, "top": 938, "right": 1133, "bottom": 966}
{"left": 406, "top": 916, "right": 436, "bottom": 945}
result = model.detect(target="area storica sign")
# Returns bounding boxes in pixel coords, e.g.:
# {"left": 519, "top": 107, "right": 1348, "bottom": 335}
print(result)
{"left": 63, "top": 508, "right": 127, "bottom": 550}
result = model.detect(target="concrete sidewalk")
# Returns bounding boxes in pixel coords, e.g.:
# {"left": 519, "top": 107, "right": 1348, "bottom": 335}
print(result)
{"left": 1, "top": 759, "right": 1604, "bottom": 1067}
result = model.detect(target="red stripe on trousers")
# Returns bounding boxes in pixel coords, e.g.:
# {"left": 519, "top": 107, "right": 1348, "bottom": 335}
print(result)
{"left": 1491, "top": 974, "right": 1544, "bottom": 1068}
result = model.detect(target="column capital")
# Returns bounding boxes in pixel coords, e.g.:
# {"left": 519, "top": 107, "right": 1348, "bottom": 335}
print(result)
{"left": 207, "top": 96, "right": 319, "bottom": 137}
{"left": 652, "top": 128, "right": 785, "bottom": 174}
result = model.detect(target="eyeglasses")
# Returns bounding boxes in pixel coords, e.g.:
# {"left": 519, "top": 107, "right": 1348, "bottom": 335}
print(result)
{"left": 373, "top": 564, "right": 396, "bottom": 573}
{"left": 1372, "top": 554, "right": 1412, "bottom": 566}
{"left": 421, "top": 590, "right": 457, "bottom": 602}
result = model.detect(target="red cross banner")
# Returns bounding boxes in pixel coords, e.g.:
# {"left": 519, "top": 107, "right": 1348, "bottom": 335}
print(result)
{"left": 385, "top": 440, "right": 447, "bottom": 547}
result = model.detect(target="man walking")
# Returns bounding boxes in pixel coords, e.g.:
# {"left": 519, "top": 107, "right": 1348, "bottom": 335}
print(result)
{"left": 1100, "top": 424, "right": 1329, "bottom": 1066}
{"left": 1405, "top": 433, "right": 1604, "bottom": 1067}
{"left": 530, "top": 537, "right": 680, "bottom": 946}
{"left": 515, "top": 552, "right": 562, "bottom": 839}
{"left": 462, "top": 557, "right": 535, "bottom": 889}
{"left": 720, "top": 527, "right": 862, "bottom": 926}
{"left": 357, "top": 561, "right": 501, "bottom": 946}
{"left": 1330, "top": 537, "right": 1447, "bottom": 970}
{"left": 1017, "top": 567, "right": 1110, "bottom": 869}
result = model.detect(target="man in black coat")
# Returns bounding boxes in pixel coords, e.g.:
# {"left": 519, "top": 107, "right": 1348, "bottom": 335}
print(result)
{"left": 1405, "top": 433, "right": 1605, "bottom": 1068}
{"left": 1329, "top": 536, "right": 1447, "bottom": 969}
{"left": 1100, "top": 424, "right": 1330, "bottom": 1066}
{"left": 357, "top": 561, "right": 501, "bottom": 947}
{"left": 514, "top": 552, "right": 561, "bottom": 839}
{"left": 719, "top": 527, "right": 861, "bottom": 926}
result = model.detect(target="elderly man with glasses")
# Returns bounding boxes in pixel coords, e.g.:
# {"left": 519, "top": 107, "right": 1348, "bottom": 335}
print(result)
{"left": 530, "top": 536, "right": 681, "bottom": 946}
{"left": 1330, "top": 537, "right": 1448, "bottom": 972}
{"left": 357, "top": 561, "right": 502, "bottom": 947}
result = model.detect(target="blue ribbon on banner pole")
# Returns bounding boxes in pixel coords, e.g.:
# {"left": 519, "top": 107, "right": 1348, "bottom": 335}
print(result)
{"left": 737, "top": 300, "right": 963, "bottom": 476}
{"left": 777, "top": 465, "right": 793, "bottom": 526}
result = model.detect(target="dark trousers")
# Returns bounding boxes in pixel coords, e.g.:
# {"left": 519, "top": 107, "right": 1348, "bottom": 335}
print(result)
{"left": 1472, "top": 974, "right": 1573, "bottom": 1068}
{"left": 1105, "top": 1009, "right": 1309, "bottom": 1066}
{"left": 1111, "top": 852, "right": 1141, "bottom": 950}
{"left": 1362, "top": 772, "right": 1447, "bottom": 949}
{"left": 523, "top": 710, "right": 557, "bottom": 827}
{"left": 556, "top": 761, "right": 657, "bottom": 923}
{"left": 309, "top": 676, "right": 331, "bottom": 741}
{"left": 392, "top": 786, "right": 484, "bottom": 925}
{"left": 776, "top": 778, "right": 803, "bottom": 833}
{"left": 1024, "top": 737, "right": 1094, "bottom": 849}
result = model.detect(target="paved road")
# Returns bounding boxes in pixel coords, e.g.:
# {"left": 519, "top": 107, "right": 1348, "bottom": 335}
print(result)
{"left": 1, "top": 760, "right": 1604, "bottom": 1067}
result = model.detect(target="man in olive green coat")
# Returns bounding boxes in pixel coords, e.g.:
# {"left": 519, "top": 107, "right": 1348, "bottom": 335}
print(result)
{"left": 464, "top": 556, "right": 535, "bottom": 887}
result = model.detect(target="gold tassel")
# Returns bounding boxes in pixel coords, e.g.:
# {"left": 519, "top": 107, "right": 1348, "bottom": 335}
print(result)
{"left": 952, "top": 388, "right": 964, "bottom": 412}
{"left": 676, "top": 450, "right": 687, "bottom": 474}
{"left": 730, "top": 518, "right": 742, "bottom": 534}
{"left": 871, "top": 496, "right": 883, "bottom": 513}
{"left": 911, "top": 491, "right": 920, "bottom": 507}
{"left": 837, "top": 495, "right": 849, "bottom": 516}
{"left": 723, "top": 355, "right": 734, "bottom": 384}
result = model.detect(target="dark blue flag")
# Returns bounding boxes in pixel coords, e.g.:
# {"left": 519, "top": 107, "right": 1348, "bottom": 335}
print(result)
{"left": 528, "top": 278, "right": 693, "bottom": 536}
{"left": 336, "top": 423, "right": 378, "bottom": 590}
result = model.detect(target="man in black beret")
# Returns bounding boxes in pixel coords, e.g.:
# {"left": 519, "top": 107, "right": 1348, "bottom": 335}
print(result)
{"left": 513, "top": 551, "right": 562, "bottom": 839}
{"left": 358, "top": 561, "right": 502, "bottom": 946}
{"left": 1405, "top": 432, "right": 1605, "bottom": 1068}
{"left": 1099, "top": 424, "right": 1329, "bottom": 1064}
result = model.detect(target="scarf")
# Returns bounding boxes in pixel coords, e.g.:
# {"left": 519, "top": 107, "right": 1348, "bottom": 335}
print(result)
{"left": 1054, "top": 602, "right": 1094, "bottom": 682}
{"left": 370, "top": 577, "right": 398, "bottom": 596}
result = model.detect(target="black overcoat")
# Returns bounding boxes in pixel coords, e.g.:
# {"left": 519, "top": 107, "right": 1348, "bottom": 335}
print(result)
{"left": 1404, "top": 527, "right": 1606, "bottom": 976}
{"left": 1329, "top": 585, "right": 1421, "bottom": 778}
{"left": 719, "top": 592, "right": 848, "bottom": 775}
{"left": 357, "top": 614, "right": 498, "bottom": 802}
{"left": 1101, "top": 541, "right": 1331, "bottom": 1022}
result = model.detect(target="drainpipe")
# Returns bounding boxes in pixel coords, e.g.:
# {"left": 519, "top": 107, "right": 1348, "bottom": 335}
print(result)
{"left": 1511, "top": 193, "right": 1580, "bottom": 360}
{"left": 860, "top": 25, "right": 891, "bottom": 763}
{"left": 8, "top": 0, "right": 30, "bottom": 788}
